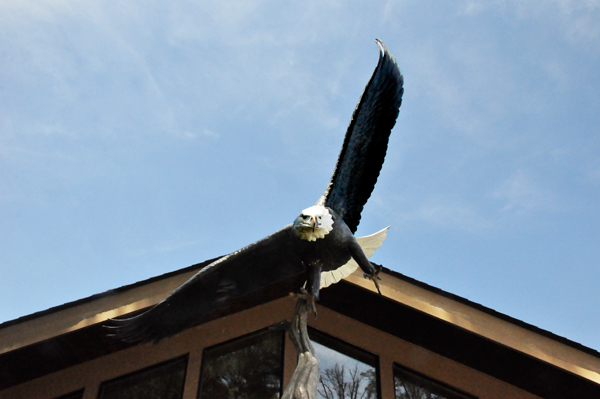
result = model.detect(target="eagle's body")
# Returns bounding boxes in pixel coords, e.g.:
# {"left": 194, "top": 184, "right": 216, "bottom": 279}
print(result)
{"left": 107, "top": 40, "right": 404, "bottom": 343}
{"left": 292, "top": 205, "right": 375, "bottom": 299}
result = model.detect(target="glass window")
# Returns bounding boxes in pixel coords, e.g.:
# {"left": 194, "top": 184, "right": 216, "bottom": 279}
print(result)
{"left": 198, "top": 329, "right": 284, "bottom": 399}
{"left": 97, "top": 356, "right": 187, "bottom": 399}
{"left": 394, "top": 365, "right": 475, "bottom": 399}
{"left": 309, "top": 329, "right": 379, "bottom": 399}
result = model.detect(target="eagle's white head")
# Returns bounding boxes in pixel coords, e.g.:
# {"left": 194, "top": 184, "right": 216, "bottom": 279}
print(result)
{"left": 293, "top": 205, "right": 334, "bottom": 242}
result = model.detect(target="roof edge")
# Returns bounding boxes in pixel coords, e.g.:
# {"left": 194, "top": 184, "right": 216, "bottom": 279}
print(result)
{"left": 0, "top": 257, "right": 220, "bottom": 332}
{"left": 1, "top": 257, "right": 598, "bottom": 361}
{"left": 380, "top": 265, "right": 600, "bottom": 359}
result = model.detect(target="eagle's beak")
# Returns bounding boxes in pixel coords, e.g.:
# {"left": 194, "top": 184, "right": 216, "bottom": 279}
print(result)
{"left": 309, "top": 216, "right": 321, "bottom": 232}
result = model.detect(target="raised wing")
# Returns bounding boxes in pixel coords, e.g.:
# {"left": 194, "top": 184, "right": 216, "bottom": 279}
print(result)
{"left": 318, "top": 39, "right": 404, "bottom": 233}
{"left": 105, "top": 225, "right": 305, "bottom": 343}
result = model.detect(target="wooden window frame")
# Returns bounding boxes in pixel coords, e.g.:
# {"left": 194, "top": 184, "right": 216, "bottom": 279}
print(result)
{"left": 96, "top": 355, "right": 188, "bottom": 399}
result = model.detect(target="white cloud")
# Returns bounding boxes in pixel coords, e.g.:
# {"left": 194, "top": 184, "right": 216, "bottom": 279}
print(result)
{"left": 200, "top": 129, "right": 220, "bottom": 141}
{"left": 458, "top": 0, "right": 600, "bottom": 42}
{"left": 395, "top": 195, "right": 490, "bottom": 233}
{"left": 490, "top": 170, "right": 556, "bottom": 213}
{"left": 125, "top": 237, "right": 206, "bottom": 259}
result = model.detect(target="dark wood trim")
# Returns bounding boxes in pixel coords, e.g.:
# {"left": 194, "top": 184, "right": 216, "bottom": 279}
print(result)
{"left": 381, "top": 267, "right": 600, "bottom": 360}
{"left": 319, "top": 281, "right": 600, "bottom": 399}
{"left": 0, "top": 274, "right": 304, "bottom": 391}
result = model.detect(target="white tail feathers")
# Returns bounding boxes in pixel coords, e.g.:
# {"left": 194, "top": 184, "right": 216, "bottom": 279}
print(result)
{"left": 320, "top": 226, "right": 390, "bottom": 289}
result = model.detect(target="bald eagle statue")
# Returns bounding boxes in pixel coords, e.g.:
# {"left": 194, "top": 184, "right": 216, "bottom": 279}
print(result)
{"left": 107, "top": 39, "right": 404, "bottom": 343}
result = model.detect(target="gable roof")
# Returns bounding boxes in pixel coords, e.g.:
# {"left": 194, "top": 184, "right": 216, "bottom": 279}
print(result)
{"left": 1, "top": 258, "right": 599, "bottom": 398}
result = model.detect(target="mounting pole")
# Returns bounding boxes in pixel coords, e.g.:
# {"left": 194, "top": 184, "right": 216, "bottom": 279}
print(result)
{"left": 281, "top": 298, "right": 320, "bottom": 399}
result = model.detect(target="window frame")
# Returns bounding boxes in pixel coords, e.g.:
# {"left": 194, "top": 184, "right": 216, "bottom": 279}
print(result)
{"left": 53, "top": 389, "right": 84, "bottom": 399}
{"left": 96, "top": 355, "right": 188, "bottom": 399}
{"left": 393, "top": 363, "right": 477, "bottom": 399}
{"left": 309, "top": 326, "right": 381, "bottom": 399}
{"left": 196, "top": 327, "right": 286, "bottom": 399}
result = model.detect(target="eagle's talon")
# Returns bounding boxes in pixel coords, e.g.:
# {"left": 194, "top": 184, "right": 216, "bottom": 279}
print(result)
{"left": 372, "top": 278, "right": 382, "bottom": 295}
{"left": 364, "top": 265, "right": 383, "bottom": 295}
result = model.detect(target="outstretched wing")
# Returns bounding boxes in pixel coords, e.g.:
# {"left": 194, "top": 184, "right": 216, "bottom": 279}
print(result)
{"left": 105, "top": 225, "right": 305, "bottom": 343}
{"left": 318, "top": 39, "right": 404, "bottom": 233}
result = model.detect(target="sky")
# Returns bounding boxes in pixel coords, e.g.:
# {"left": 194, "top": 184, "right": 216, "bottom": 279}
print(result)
{"left": 1, "top": 1, "right": 599, "bottom": 351}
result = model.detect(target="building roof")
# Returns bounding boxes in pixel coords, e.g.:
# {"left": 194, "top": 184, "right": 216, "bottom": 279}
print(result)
{"left": 1, "top": 258, "right": 599, "bottom": 398}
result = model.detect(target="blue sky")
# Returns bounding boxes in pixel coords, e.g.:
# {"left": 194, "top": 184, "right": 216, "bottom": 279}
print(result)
{"left": 1, "top": 1, "right": 600, "bottom": 350}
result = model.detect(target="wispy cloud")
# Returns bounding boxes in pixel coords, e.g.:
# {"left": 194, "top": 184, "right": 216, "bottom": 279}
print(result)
{"left": 393, "top": 195, "right": 491, "bottom": 233}
{"left": 196, "top": 129, "right": 220, "bottom": 141}
{"left": 458, "top": 0, "right": 600, "bottom": 42}
{"left": 490, "top": 170, "right": 557, "bottom": 213}
{"left": 125, "top": 238, "right": 206, "bottom": 259}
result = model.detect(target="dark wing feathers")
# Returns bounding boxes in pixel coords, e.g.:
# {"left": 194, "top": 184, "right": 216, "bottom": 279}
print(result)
{"left": 319, "top": 39, "right": 404, "bottom": 233}
{"left": 105, "top": 225, "right": 305, "bottom": 343}
{"left": 106, "top": 40, "right": 403, "bottom": 344}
